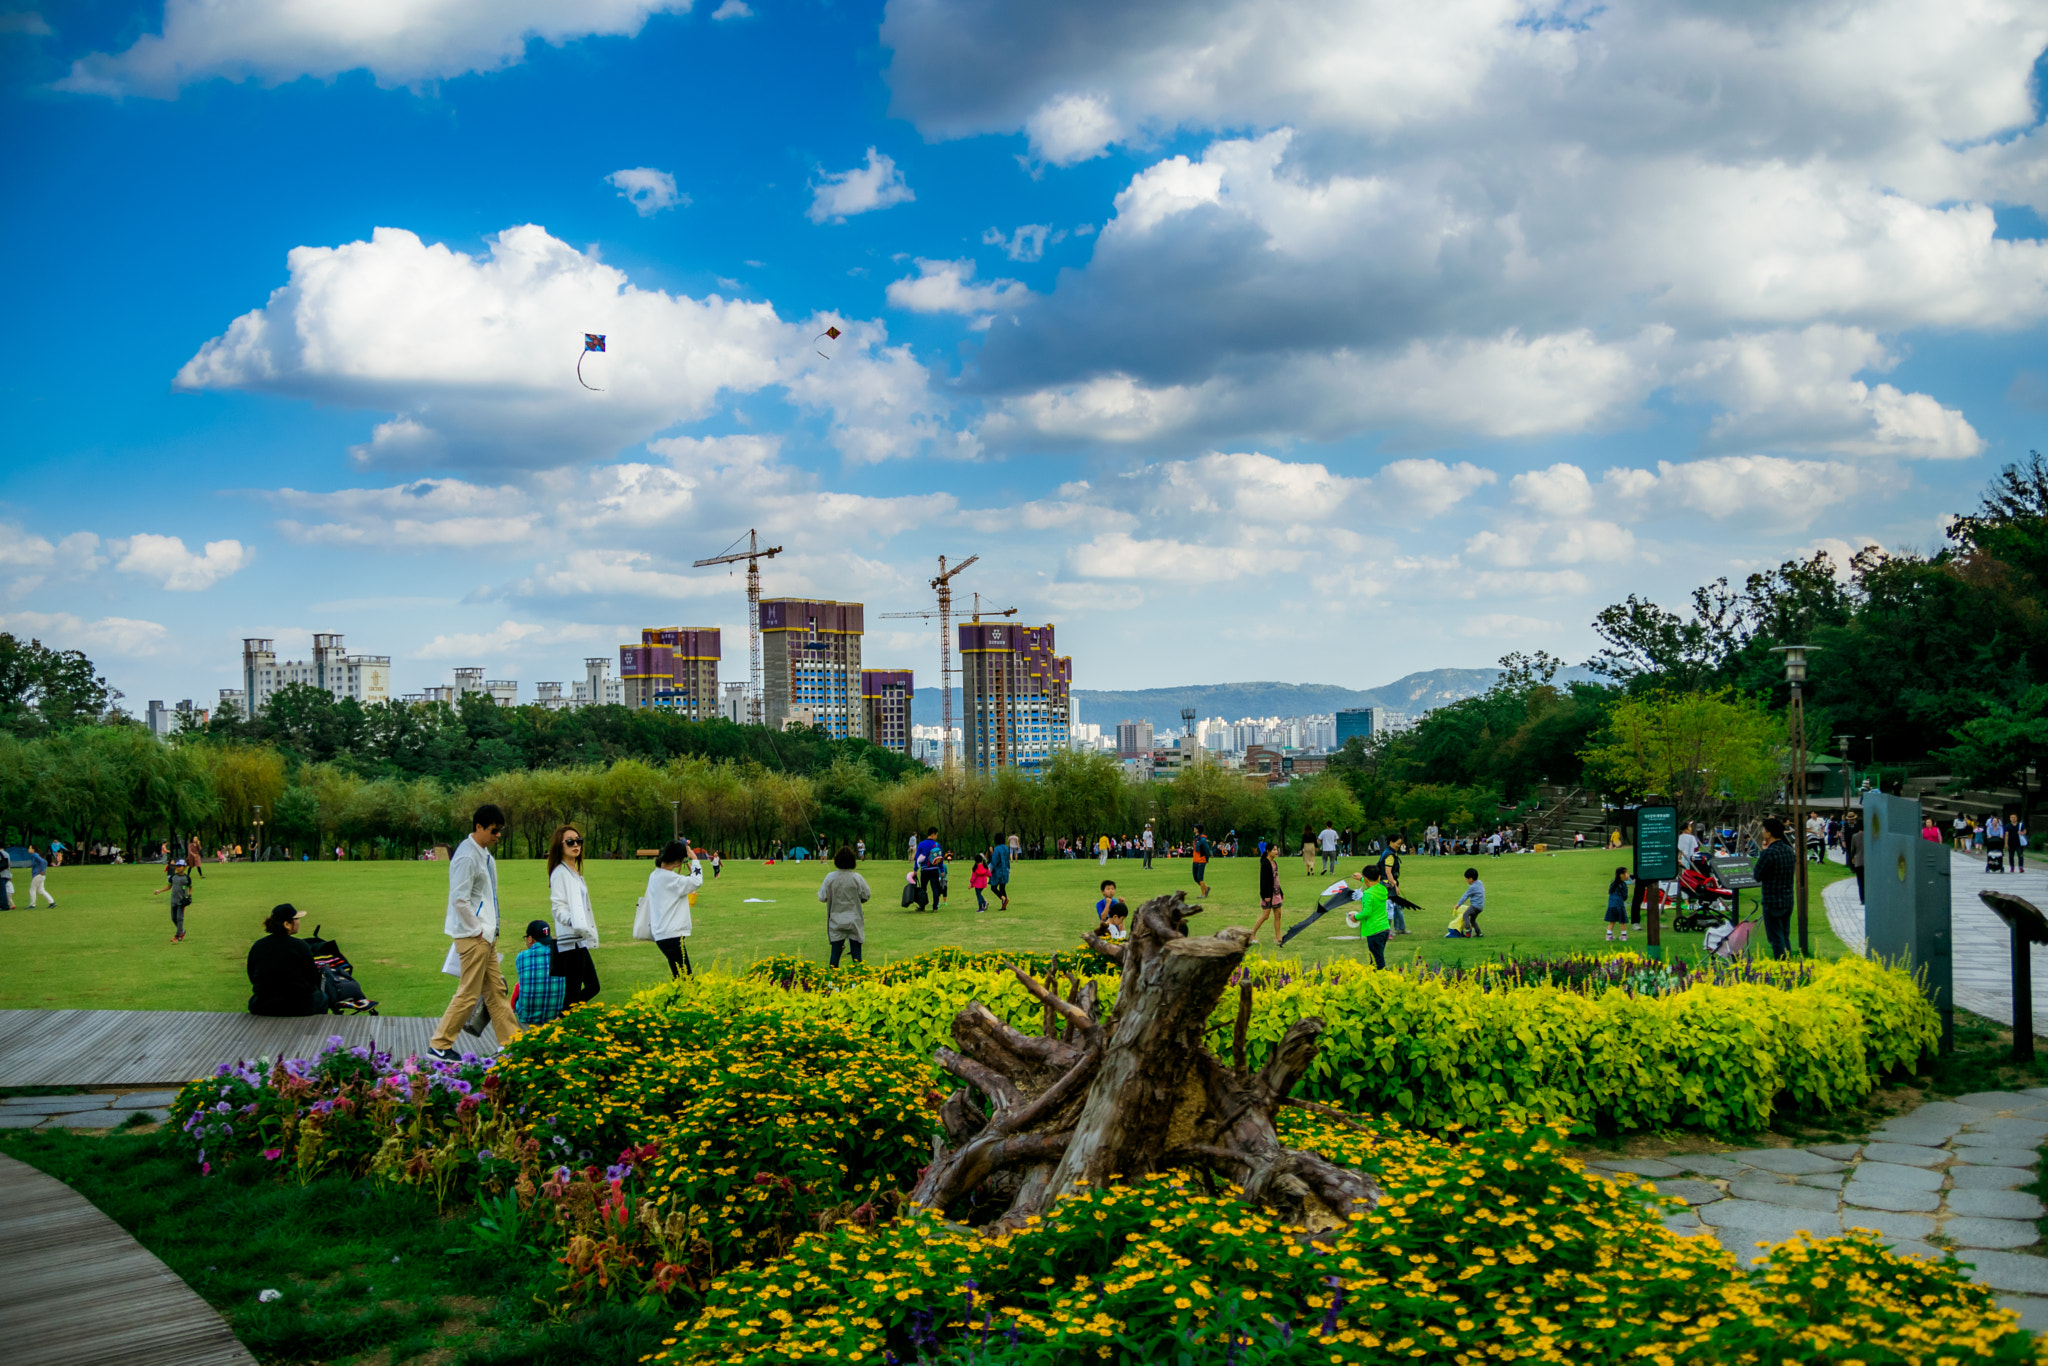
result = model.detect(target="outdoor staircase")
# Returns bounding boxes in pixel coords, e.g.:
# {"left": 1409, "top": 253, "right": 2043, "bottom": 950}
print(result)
{"left": 1524, "top": 784, "right": 1608, "bottom": 846}
{"left": 1904, "top": 774, "right": 2029, "bottom": 826}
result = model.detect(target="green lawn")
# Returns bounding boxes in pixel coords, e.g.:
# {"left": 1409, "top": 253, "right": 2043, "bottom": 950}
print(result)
{"left": 0, "top": 850, "right": 1853, "bottom": 1016}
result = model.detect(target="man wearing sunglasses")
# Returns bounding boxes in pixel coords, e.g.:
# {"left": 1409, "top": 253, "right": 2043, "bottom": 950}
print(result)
{"left": 429, "top": 803, "right": 520, "bottom": 1061}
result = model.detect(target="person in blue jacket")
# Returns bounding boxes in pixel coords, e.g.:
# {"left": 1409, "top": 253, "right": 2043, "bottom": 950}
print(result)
{"left": 988, "top": 834, "right": 1012, "bottom": 912}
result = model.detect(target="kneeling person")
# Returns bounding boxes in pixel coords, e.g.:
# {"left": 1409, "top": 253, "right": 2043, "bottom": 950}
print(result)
{"left": 514, "top": 920, "right": 567, "bottom": 1026}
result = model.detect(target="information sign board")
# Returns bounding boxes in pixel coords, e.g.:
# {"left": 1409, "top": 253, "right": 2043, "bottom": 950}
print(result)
{"left": 1634, "top": 805, "right": 1680, "bottom": 882}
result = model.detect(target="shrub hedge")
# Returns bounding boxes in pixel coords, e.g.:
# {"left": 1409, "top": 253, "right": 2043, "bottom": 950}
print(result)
{"left": 684, "top": 950, "right": 1936, "bottom": 1135}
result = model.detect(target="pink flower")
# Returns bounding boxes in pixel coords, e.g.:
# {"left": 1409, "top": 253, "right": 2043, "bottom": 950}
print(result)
{"left": 262, "top": 1148, "right": 283, "bottom": 1161}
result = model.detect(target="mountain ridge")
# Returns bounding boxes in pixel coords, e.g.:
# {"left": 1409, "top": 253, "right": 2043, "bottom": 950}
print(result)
{"left": 907, "top": 666, "right": 1599, "bottom": 733}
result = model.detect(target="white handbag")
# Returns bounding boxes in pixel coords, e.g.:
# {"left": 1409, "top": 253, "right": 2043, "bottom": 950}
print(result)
{"left": 632, "top": 894, "right": 654, "bottom": 941}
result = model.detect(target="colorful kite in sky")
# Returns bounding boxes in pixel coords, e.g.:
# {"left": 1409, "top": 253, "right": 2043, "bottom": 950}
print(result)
{"left": 578, "top": 333, "right": 606, "bottom": 391}
{"left": 814, "top": 326, "right": 841, "bottom": 359}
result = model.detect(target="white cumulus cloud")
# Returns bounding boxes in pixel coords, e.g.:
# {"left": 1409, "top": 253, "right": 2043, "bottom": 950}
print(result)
{"left": 885, "top": 259, "right": 1031, "bottom": 316}
{"left": 175, "top": 223, "right": 958, "bottom": 468}
{"left": 606, "top": 167, "right": 685, "bottom": 216}
{"left": 807, "top": 148, "right": 914, "bottom": 223}
{"left": 59, "top": 0, "right": 695, "bottom": 97}
{"left": 0, "top": 610, "right": 170, "bottom": 657}
{"left": 111, "top": 533, "right": 250, "bottom": 590}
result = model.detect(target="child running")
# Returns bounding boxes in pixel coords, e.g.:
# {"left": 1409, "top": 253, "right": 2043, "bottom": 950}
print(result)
{"left": 1354, "top": 864, "right": 1391, "bottom": 968}
{"left": 971, "top": 853, "right": 992, "bottom": 913}
{"left": 1604, "top": 867, "right": 1631, "bottom": 942}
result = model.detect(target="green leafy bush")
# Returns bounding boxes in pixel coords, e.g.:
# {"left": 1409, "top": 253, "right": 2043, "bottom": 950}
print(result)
{"left": 745, "top": 946, "right": 1114, "bottom": 992}
{"left": 665, "top": 952, "right": 1936, "bottom": 1136}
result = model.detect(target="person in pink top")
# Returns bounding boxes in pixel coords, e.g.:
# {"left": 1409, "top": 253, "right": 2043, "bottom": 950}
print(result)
{"left": 970, "top": 853, "right": 992, "bottom": 913}
{"left": 1922, "top": 819, "right": 1943, "bottom": 842}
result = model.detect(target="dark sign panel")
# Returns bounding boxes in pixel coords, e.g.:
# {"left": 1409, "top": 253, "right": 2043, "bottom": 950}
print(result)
{"left": 1711, "top": 855, "right": 1760, "bottom": 890}
{"left": 1634, "top": 805, "right": 1679, "bottom": 882}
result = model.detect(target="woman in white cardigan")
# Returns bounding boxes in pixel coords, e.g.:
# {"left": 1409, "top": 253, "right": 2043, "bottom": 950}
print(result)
{"left": 547, "top": 825, "right": 601, "bottom": 1007}
{"left": 645, "top": 838, "right": 704, "bottom": 978}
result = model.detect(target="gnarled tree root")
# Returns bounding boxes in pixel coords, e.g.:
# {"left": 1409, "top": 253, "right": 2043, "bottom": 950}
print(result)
{"left": 910, "top": 891, "right": 1380, "bottom": 1232}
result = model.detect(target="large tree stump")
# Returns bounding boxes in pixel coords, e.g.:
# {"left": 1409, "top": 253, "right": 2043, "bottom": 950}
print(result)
{"left": 909, "top": 891, "right": 1379, "bottom": 1231}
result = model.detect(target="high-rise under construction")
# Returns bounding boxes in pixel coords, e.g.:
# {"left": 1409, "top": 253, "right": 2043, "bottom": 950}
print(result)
{"left": 958, "top": 621, "right": 1071, "bottom": 775}
{"left": 760, "top": 598, "right": 863, "bottom": 739}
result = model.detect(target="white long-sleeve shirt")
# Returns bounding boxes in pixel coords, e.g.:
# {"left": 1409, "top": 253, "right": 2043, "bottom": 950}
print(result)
{"left": 443, "top": 835, "right": 499, "bottom": 942}
{"left": 550, "top": 862, "right": 599, "bottom": 951}
{"left": 645, "top": 861, "right": 703, "bottom": 940}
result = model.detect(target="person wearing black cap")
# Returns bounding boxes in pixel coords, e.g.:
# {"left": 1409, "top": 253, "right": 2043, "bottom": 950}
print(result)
{"left": 513, "top": 919, "right": 566, "bottom": 1025}
{"left": 247, "top": 904, "right": 367, "bottom": 1015}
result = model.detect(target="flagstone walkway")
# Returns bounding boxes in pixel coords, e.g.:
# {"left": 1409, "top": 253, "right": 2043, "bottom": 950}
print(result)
{"left": 1590, "top": 1087, "right": 2048, "bottom": 1328}
{"left": 1823, "top": 849, "right": 2048, "bottom": 1036}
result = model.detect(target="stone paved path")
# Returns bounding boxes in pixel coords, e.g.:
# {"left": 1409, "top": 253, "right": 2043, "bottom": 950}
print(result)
{"left": 0, "top": 1089, "right": 182, "bottom": 1130}
{"left": 1821, "top": 849, "right": 2048, "bottom": 1037}
{"left": 1589, "top": 1086, "right": 2048, "bottom": 1329}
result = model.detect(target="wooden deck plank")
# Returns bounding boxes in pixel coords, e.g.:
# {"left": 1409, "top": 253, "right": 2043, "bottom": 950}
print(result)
{"left": 0, "top": 1153, "right": 257, "bottom": 1366}
{"left": 0, "top": 1010, "right": 498, "bottom": 1088}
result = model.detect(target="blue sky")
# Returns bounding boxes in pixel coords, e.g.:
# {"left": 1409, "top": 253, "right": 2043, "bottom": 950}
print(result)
{"left": 3, "top": 0, "right": 2046, "bottom": 718}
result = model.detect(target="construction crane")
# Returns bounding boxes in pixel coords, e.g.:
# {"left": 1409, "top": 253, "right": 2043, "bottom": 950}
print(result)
{"left": 876, "top": 554, "right": 979, "bottom": 771}
{"left": 691, "top": 529, "right": 783, "bottom": 727}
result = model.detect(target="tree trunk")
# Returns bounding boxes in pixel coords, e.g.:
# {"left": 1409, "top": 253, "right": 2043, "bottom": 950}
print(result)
{"left": 909, "top": 891, "right": 1379, "bottom": 1232}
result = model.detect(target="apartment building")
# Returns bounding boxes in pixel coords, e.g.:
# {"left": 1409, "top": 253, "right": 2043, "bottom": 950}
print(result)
{"left": 760, "top": 598, "right": 863, "bottom": 738}
{"left": 959, "top": 621, "right": 1072, "bottom": 775}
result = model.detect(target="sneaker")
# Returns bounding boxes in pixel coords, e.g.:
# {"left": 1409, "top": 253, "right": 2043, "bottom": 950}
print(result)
{"left": 427, "top": 1046, "right": 461, "bottom": 1063}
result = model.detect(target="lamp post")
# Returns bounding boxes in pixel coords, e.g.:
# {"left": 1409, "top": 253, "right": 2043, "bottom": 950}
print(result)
{"left": 1772, "top": 645, "right": 1821, "bottom": 956}
{"left": 252, "top": 804, "right": 264, "bottom": 864}
{"left": 669, "top": 800, "right": 681, "bottom": 841}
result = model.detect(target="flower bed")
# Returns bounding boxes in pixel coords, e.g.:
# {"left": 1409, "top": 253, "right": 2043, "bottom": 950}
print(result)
{"left": 161, "top": 971, "right": 2017, "bottom": 1365}
{"left": 661, "top": 1112, "right": 2031, "bottom": 1365}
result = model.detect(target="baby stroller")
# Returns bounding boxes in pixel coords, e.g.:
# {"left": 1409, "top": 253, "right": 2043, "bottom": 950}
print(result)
{"left": 1702, "top": 908, "right": 1755, "bottom": 960}
{"left": 1987, "top": 834, "right": 2006, "bottom": 874}
{"left": 305, "top": 925, "right": 380, "bottom": 1015}
{"left": 1671, "top": 855, "right": 1735, "bottom": 931}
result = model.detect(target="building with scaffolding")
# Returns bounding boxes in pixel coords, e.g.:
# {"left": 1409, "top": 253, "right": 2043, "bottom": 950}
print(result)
{"left": 860, "top": 668, "right": 914, "bottom": 755}
{"left": 618, "top": 626, "right": 722, "bottom": 717}
{"left": 959, "top": 621, "right": 1071, "bottom": 775}
{"left": 761, "top": 599, "right": 863, "bottom": 738}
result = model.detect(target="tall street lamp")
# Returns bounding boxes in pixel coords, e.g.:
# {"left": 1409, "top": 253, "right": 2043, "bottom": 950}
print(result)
{"left": 1772, "top": 645, "right": 1821, "bottom": 956}
{"left": 669, "top": 799, "right": 681, "bottom": 841}
{"left": 252, "top": 804, "right": 264, "bottom": 864}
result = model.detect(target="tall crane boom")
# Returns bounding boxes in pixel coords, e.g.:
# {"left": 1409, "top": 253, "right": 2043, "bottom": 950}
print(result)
{"left": 931, "top": 554, "right": 977, "bottom": 773}
{"left": 692, "top": 529, "right": 783, "bottom": 726}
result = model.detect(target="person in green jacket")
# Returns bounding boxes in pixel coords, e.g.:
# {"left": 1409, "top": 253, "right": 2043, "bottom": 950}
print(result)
{"left": 1355, "top": 864, "right": 1391, "bottom": 968}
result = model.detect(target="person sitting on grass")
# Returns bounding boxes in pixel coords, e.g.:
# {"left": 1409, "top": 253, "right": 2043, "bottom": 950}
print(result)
{"left": 1453, "top": 867, "right": 1486, "bottom": 937}
{"left": 1095, "top": 879, "right": 1127, "bottom": 935}
{"left": 513, "top": 920, "right": 567, "bottom": 1026}
{"left": 247, "top": 903, "right": 369, "bottom": 1016}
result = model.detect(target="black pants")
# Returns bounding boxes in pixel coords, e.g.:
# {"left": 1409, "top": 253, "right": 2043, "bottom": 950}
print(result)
{"left": 830, "top": 937, "right": 864, "bottom": 967}
{"left": 1366, "top": 930, "right": 1389, "bottom": 969}
{"left": 1854, "top": 864, "right": 1865, "bottom": 902}
{"left": 656, "top": 936, "right": 691, "bottom": 978}
{"left": 1764, "top": 909, "right": 1794, "bottom": 959}
{"left": 1143, "top": 848, "right": 1153, "bottom": 868}
{"left": 554, "top": 945, "right": 600, "bottom": 1005}
{"left": 171, "top": 901, "right": 187, "bottom": 935}
{"left": 919, "top": 868, "right": 943, "bottom": 911}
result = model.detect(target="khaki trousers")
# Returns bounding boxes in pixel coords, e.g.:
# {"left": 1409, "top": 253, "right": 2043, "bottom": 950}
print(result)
{"left": 430, "top": 934, "right": 522, "bottom": 1052}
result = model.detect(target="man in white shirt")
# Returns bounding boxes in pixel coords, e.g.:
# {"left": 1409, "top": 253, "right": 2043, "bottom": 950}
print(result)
{"left": 1677, "top": 821, "right": 1700, "bottom": 868}
{"left": 1141, "top": 823, "right": 1155, "bottom": 869}
{"left": 1318, "top": 825, "right": 1339, "bottom": 874}
{"left": 429, "top": 804, "right": 521, "bottom": 1060}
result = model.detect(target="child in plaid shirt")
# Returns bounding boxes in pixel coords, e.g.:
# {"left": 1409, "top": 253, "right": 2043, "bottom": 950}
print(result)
{"left": 513, "top": 920, "right": 567, "bottom": 1025}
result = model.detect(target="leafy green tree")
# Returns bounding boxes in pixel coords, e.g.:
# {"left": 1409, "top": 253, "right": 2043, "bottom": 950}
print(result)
{"left": 1580, "top": 691, "right": 1785, "bottom": 829}
{"left": 0, "top": 633, "right": 112, "bottom": 734}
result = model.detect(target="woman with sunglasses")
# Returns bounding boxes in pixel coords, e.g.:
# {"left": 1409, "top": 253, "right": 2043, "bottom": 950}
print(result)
{"left": 548, "top": 825, "right": 602, "bottom": 1007}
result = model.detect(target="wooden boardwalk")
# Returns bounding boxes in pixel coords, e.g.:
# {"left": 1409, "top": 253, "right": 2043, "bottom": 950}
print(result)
{"left": 0, "top": 1011, "right": 500, "bottom": 1088}
{"left": 1822, "top": 849, "right": 2048, "bottom": 1037}
{"left": 0, "top": 1152, "right": 257, "bottom": 1366}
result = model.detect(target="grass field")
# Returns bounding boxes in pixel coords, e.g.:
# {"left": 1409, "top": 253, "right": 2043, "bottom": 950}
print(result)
{"left": 0, "top": 850, "right": 1852, "bottom": 1016}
